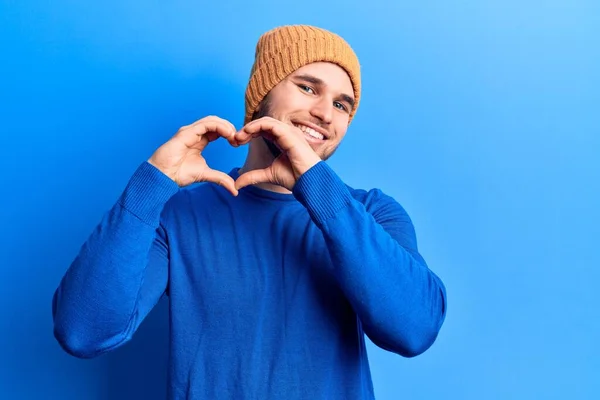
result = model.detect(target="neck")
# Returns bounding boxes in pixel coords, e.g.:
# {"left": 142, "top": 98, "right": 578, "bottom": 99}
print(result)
{"left": 238, "top": 138, "right": 292, "bottom": 194}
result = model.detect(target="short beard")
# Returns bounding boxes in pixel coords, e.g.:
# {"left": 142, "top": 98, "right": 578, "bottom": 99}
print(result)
{"left": 250, "top": 95, "right": 339, "bottom": 162}
{"left": 251, "top": 95, "right": 281, "bottom": 159}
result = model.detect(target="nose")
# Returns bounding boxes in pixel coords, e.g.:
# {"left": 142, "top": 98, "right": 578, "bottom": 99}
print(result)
{"left": 309, "top": 96, "right": 333, "bottom": 125}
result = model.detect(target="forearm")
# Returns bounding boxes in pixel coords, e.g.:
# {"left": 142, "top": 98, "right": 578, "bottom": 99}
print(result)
{"left": 52, "top": 162, "right": 179, "bottom": 357}
{"left": 293, "top": 162, "right": 447, "bottom": 357}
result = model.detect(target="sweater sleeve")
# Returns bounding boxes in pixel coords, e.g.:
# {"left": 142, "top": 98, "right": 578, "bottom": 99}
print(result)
{"left": 52, "top": 162, "right": 180, "bottom": 359}
{"left": 292, "top": 161, "right": 447, "bottom": 358}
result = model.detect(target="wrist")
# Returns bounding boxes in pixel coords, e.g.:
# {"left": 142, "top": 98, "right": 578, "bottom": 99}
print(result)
{"left": 148, "top": 157, "right": 176, "bottom": 183}
{"left": 293, "top": 151, "right": 322, "bottom": 179}
{"left": 293, "top": 161, "right": 352, "bottom": 226}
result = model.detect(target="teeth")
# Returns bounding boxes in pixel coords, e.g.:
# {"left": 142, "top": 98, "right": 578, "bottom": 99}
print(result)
{"left": 294, "top": 124, "right": 324, "bottom": 140}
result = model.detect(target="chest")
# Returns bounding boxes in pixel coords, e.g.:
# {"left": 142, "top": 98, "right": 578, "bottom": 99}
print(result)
{"left": 168, "top": 203, "right": 351, "bottom": 330}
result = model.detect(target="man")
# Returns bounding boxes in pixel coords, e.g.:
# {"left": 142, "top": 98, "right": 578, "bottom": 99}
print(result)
{"left": 52, "top": 25, "right": 447, "bottom": 399}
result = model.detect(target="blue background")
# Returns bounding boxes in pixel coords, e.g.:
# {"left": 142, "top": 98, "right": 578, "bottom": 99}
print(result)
{"left": 1, "top": 1, "right": 598, "bottom": 399}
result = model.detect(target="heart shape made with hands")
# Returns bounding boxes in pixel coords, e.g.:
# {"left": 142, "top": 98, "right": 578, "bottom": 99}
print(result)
{"left": 151, "top": 116, "right": 323, "bottom": 197}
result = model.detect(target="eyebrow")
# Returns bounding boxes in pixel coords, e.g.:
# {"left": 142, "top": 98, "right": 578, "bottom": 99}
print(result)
{"left": 294, "top": 73, "right": 355, "bottom": 110}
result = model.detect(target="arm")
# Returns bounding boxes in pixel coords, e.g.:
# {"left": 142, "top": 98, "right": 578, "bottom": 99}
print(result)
{"left": 52, "top": 162, "right": 179, "bottom": 358}
{"left": 293, "top": 161, "right": 447, "bottom": 358}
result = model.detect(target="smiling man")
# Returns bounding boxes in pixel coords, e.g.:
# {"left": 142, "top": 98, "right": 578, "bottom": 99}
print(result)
{"left": 52, "top": 25, "right": 447, "bottom": 399}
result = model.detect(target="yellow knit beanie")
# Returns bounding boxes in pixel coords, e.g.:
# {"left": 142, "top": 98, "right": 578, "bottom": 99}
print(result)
{"left": 244, "top": 25, "right": 361, "bottom": 125}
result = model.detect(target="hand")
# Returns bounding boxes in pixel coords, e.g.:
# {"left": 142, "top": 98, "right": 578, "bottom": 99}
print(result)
{"left": 148, "top": 116, "right": 239, "bottom": 195}
{"left": 234, "top": 117, "right": 322, "bottom": 191}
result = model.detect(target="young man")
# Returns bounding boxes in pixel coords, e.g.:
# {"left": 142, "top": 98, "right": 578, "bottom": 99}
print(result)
{"left": 52, "top": 25, "right": 447, "bottom": 399}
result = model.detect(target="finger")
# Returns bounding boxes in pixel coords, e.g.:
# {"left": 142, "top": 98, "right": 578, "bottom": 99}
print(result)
{"left": 240, "top": 118, "right": 280, "bottom": 136}
{"left": 235, "top": 168, "right": 272, "bottom": 191}
{"left": 202, "top": 168, "right": 239, "bottom": 196}
{"left": 239, "top": 118, "right": 300, "bottom": 151}
{"left": 176, "top": 120, "right": 236, "bottom": 148}
{"left": 190, "top": 115, "right": 234, "bottom": 130}
{"left": 235, "top": 129, "right": 263, "bottom": 146}
{"left": 223, "top": 119, "right": 238, "bottom": 141}
{"left": 192, "top": 116, "right": 238, "bottom": 145}
{"left": 235, "top": 118, "right": 278, "bottom": 142}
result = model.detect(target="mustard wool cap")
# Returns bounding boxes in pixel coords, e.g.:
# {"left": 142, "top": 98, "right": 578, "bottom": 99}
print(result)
{"left": 244, "top": 25, "right": 361, "bottom": 125}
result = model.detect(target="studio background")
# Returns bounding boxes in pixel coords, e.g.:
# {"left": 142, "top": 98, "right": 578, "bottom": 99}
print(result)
{"left": 1, "top": 1, "right": 598, "bottom": 399}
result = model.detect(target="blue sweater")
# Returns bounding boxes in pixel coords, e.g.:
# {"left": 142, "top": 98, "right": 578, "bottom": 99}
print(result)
{"left": 52, "top": 160, "right": 447, "bottom": 399}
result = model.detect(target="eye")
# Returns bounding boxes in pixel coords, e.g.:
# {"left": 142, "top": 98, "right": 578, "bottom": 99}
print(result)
{"left": 298, "top": 84, "right": 314, "bottom": 94}
{"left": 334, "top": 101, "right": 348, "bottom": 112}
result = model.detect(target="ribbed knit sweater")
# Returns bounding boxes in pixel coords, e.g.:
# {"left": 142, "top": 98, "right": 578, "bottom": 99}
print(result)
{"left": 52, "top": 160, "right": 447, "bottom": 399}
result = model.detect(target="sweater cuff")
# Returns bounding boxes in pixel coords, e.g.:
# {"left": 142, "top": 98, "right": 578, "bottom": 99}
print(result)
{"left": 292, "top": 161, "right": 353, "bottom": 226}
{"left": 118, "top": 161, "right": 180, "bottom": 225}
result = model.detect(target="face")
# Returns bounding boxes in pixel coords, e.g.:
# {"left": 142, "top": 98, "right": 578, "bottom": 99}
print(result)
{"left": 253, "top": 62, "right": 355, "bottom": 161}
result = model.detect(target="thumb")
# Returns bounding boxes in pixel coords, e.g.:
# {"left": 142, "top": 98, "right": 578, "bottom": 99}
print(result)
{"left": 235, "top": 168, "right": 272, "bottom": 191}
{"left": 201, "top": 168, "right": 239, "bottom": 196}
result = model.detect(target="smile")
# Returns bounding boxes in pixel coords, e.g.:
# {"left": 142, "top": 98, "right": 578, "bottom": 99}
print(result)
{"left": 293, "top": 123, "right": 326, "bottom": 141}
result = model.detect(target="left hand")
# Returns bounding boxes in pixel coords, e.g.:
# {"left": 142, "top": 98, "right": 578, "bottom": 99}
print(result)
{"left": 234, "top": 117, "right": 322, "bottom": 191}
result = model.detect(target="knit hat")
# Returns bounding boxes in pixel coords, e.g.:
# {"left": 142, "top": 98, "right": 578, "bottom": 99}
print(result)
{"left": 244, "top": 25, "right": 361, "bottom": 125}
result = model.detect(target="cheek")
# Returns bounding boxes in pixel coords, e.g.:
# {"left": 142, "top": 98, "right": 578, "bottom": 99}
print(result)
{"left": 291, "top": 96, "right": 314, "bottom": 113}
{"left": 333, "top": 122, "right": 349, "bottom": 141}
{"left": 272, "top": 98, "right": 307, "bottom": 120}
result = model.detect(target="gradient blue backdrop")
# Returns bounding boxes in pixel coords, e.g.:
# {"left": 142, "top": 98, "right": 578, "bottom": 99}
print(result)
{"left": 1, "top": 1, "right": 598, "bottom": 399}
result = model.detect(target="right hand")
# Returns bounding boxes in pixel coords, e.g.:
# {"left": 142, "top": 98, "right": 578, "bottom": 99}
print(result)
{"left": 148, "top": 116, "right": 239, "bottom": 196}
